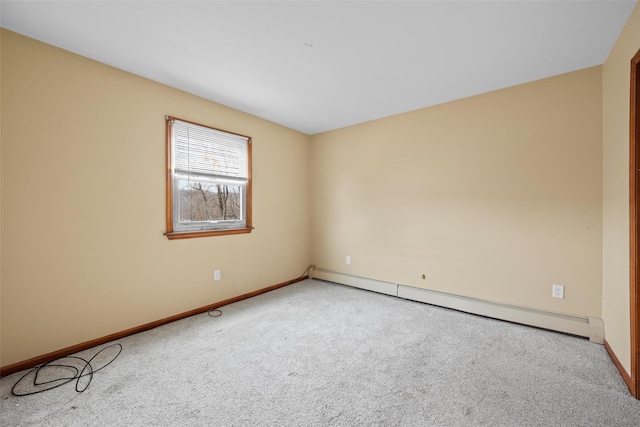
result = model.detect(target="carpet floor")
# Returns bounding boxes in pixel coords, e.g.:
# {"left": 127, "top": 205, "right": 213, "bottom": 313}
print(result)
{"left": 1, "top": 279, "right": 639, "bottom": 426}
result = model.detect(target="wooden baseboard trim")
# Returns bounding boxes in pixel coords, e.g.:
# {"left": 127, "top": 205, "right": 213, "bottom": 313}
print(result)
{"left": 0, "top": 276, "right": 307, "bottom": 378}
{"left": 604, "top": 339, "right": 633, "bottom": 394}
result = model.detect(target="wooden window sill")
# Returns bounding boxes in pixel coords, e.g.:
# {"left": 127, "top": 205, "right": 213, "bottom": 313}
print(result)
{"left": 165, "top": 227, "right": 253, "bottom": 240}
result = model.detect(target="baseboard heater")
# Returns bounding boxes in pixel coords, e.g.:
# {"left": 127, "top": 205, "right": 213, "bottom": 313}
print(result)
{"left": 311, "top": 268, "right": 604, "bottom": 344}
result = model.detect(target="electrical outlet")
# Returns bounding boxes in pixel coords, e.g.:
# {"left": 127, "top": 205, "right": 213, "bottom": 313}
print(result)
{"left": 214, "top": 270, "right": 221, "bottom": 281}
{"left": 552, "top": 284, "right": 564, "bottom": 299}
{"left": 346, "top": 256, "right": 351, "bottom": 265}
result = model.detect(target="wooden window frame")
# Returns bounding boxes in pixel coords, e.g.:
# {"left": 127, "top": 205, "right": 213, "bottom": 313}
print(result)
{"left": 164, "top": 116, "right": 253, "bottom": 240}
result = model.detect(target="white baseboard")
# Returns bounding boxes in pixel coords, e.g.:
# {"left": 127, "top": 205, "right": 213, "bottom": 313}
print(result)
{"left": 311, "top": 268, "right": 603, "bottom": 343}
{"left": 587, "top": 317, "right": 605, "bottom": 344}
{"left": 313, "top": 269, "right": 397, "bottom": 296}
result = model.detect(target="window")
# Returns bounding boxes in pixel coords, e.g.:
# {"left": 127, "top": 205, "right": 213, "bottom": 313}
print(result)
{"left": 165, "top": 116, "right": 252, "bottom": 239}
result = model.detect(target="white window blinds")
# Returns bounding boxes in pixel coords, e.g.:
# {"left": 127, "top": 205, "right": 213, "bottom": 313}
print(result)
{"left": 171, "top": 118, "right": 249, "bottom": 181}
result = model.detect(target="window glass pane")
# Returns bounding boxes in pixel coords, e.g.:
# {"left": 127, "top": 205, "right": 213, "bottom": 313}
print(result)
{"left": 177, "top": 179, "right": 244, "bottom": 224}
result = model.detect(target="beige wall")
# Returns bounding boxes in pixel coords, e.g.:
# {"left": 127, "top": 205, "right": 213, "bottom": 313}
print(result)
{"left": 311, "top": 66, "right": 603, "bottom": 318}
{"left": 602, "top": 2, "right": 640, "bottom": 376}
{"left": 0, "top": 30, "right": 311, "bottom": 367}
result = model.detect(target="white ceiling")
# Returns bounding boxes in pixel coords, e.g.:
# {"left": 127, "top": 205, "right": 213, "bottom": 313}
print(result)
{"left": 0, "top": 1, "right": 636, "bottom": 135}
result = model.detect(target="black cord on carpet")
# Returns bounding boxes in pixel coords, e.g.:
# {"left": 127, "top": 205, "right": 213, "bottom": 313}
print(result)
{"left": 11, "top": 343, "right": 122, "bottom": 397}
{"left": 207, "top": 265, "right": 313, "bottom": 319}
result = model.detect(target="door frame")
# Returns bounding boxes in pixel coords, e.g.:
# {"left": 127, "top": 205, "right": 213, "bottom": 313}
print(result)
{"left": 630, "top": 48, "right": 640, "bottom": 399}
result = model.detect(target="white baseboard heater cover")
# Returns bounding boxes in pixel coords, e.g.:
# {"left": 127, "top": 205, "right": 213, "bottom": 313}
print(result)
{"left": 312, "top": 269, "right": 398, "bottom": 296}
{"left": 312, "top": 269, "right": 603, "bottom": 344}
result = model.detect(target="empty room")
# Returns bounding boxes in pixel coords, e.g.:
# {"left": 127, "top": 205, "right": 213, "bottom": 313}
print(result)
{"left": 2, "top": 1, "right": 640, "bottom": 425}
